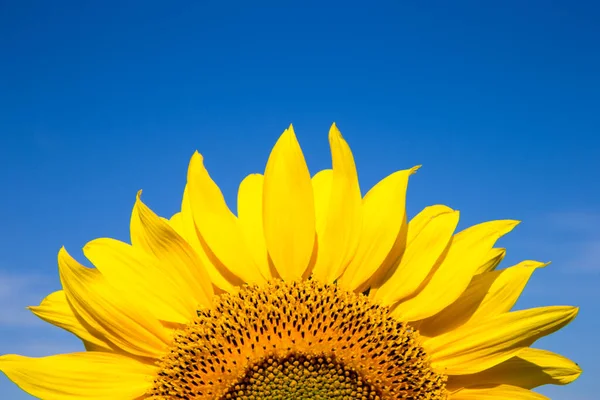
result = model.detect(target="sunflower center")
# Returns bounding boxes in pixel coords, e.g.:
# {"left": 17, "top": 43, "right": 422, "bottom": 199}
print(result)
{"left": 222, "top": 352, "right": 380, "bottom": 400}
{"left": 150, "top": 280, "right": 447, "bottom": 399}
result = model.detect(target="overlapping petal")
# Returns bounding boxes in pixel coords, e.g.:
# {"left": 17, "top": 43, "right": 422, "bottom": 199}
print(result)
{"left": 263, "top": 125, "right": 316, "bottom": 280}
{"left": 131, "top": 195, "right": 214, "bottom": 309}
{"left": 338, "top": 166, "right": 419, "bottom": 292}
{"left": 391, "top": 220, "right": 519, "bottom": 321}
{"left": 28, "top": 291, "right": 113, "bottom": 352}
{"left": 58, "top": 247, "right": 171, "bottom": 358}
{"left": 177, "top": 186, "right": 244, "bottom": 291}
{"left": 424, "top": 306, "right": 578, "bottom": 374}
{"left": 83, "top": 238, "right": 195, "bottom": 324}
{"left": 417, "top": 260, "right": 547, "bottom": 337}
{"left": 311, "top": 124, "right": 362, "bottom": 283}
{"left": 372, "top": 205, "right": 458, "bottom": 304}
{"left": 475, "top": 248, "right": 507, "bottom": 274}
{"left": 447, "top": 348, "right": 582, "bottom": 389}
{"left": 237, "top": 173, "right": 273, "bottom": 280}
{"left": 187, "top": 153, "right": 265, "bottom": 285}
{"left": 0, "top": 352, "right": 157, "bottom": 400}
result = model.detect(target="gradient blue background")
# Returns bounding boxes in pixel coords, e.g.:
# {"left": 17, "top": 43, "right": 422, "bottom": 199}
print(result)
{"left": 1, "top": 1, "right": 598, "bottom": 399}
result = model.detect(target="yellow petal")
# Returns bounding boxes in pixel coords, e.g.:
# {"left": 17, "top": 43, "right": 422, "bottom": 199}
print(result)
{"left": 133, "top": 195, "right": 214, "bottom": 308}
{"left": 450, "top": 384, "right": 548, "bottom": 399}
{"left": 168, "top": 212, "right": 185, "bottom": 236}
{"left": 129, "top": 195, "right": 149, "bottom": 253}
{"left": 83, "top": 238, "right": 195, "bottom": 324}
{"left": 263, "top": 125, "right": 316, "bottom": 280}
{"left": 186, "top": 152, "right": 264, "bottom": 285}
{"left": 311, "top": 169, "right": 333, "bottom": 236}
{"left": 338, "top": 167, "right": 419, "bottom": 292}
{"left": 28, "top": 291, "right": 113, "bottom": 352}
{"left": 424, "top": 306, "right": 579, "bottom": 375}
{"left": 391, "top": 220, "right": 519, "bottom": 321}
{"left": 0, "top": 352, "right": 157, "bottom": 400}
{"left": 475, "top": 248, "right": 506, "bottom": 274}
{"left": 237, "top": 173, "right": 273, "bottom": 280}
{"left": 447, "top": 348, "right": 582, "bottom": 390}
{"left": 180, "top": 185, "right": 242, "bottom": 291}
{"left": 372, "top": 205, "right": 459, "bottom": 305}
{"left": 417, "top": 260, "right": 547, "bottom": 337}
{"left": 58, "top": 248, "right": 170, "bottom": 358}
{"left": 311, "top": 124, "right": 362, "bottom": 283}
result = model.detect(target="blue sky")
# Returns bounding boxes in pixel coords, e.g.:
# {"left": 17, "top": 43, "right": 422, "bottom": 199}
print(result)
{"left": 0, "top": 1, "right": 598, "bottom": 399}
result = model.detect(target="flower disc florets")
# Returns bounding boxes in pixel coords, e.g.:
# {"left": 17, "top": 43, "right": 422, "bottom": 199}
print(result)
{"left": 151, "top": 280, "right": 447, "bottom": 399}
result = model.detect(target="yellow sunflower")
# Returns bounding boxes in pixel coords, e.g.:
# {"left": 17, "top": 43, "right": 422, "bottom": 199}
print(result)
{"left": 1, "top": 124, "right": 581, "bottom": 399}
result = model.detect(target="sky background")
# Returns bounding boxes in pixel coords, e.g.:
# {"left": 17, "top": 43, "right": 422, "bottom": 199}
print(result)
{"left": 0, "top": 1, "right": 598, "bottom": 399}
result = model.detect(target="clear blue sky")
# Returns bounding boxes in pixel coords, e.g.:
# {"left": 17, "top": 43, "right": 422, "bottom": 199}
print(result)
{"left": 1, "top": 1, "right": 598, "bottom": 399}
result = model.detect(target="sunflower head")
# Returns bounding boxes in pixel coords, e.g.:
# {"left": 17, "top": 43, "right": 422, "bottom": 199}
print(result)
{"left": 0, "top": 124, "right": 581, "bottom": 400}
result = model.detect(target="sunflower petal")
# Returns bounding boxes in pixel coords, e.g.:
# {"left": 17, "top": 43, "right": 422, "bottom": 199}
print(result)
{"left": 187, "top": 153, "right": 264, "bottom": 285}
{"left": 339, "top": 167, "right": 419, "bottom": 292}
{"left": 447, "top": 348, "right": 582, "bottom": 390}
{"left": 392, "top": 220, "right": 519, "bottom": 321}
{"left": 311, "top": 169, "right": 333, "bottom": 236}
{"left": 180, "top": 185, "right": 243, "bottom": 291}
{"left": 168, "top": 191, "right": 241, "bottom": 292}
{"left": 58, "top": 247, "right": 170, "bottom": 358}
{"left": 133, "top": 195, "right": 214, "bottom": 308}
{"left": 417, "top": 260, "right": 547, "bottom": 337}
{"left": 168, "top": 212, "right": 185, "bottom": 235}
{"left": 475, "top": 248, "right": 506, "bottom": 274}
{"left": 424, "top": 306, "right": 578, "bottom": 375}
{"left": 263, "top": 125, "right": 316, "bottom": 280}
{"left": 449, "top": 384, "right": 548, "bottom": 399}
{"left": 238, "top": 173, "right": 273, "bottom": 280}
{"left": 311, "top": 124, "right": 362, "bottom": 283}
{"left": 0, "top": 352, "right": 157, "bottom": 400}
{"left": 372, "top": 205, "right": 459, "bottom": 305}
{"left": 28, "top": 291, "right": 113, "bottom": 352}
{"left": 83, "top": 238, "right": 194, "bottom": 324}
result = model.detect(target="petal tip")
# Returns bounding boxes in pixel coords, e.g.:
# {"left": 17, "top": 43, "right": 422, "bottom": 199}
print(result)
{"left": 134, "top": 192, "right": 147, "bottom": 211}
{"left": 572, "top": 306, "right": 580, "bottom": 315}
{"left": 329, "top": 122, "right": 341, "bottom": 136}
{"left": 189, "top": 151, "right": 204, "bottom": 169}
{"left": 502, "top": 219, "right": 521, "bottom": 235}
{"left": 57, "top": 246, "right": 68, "bottom": 258}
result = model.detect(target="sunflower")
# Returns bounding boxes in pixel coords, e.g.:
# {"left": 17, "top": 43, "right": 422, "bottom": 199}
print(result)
{"left": 1, "top": 124, "right": 580, "bottom": 400}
